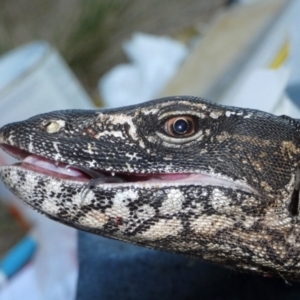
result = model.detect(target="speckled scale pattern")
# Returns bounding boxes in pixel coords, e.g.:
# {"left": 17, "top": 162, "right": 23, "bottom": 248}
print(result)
{"left": 1, "top": 96, "right": 300, "bottom": 280}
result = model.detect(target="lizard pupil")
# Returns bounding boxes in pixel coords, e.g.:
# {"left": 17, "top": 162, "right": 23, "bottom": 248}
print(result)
{"left": 164, "top": 115, "right": 196, "bottom": 138}
{"left": 173, "top": 119, "right": 189, "bottom": 134}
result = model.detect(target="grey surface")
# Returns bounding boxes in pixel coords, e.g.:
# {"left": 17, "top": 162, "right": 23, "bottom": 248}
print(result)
{"left": 76, "top": 231, "right": 300, "bottom": 300}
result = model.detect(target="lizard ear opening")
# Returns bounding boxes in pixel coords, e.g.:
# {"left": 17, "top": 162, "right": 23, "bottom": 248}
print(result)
{"left": 289, "top": 169, "right": 300, "bottom": 216}
{"left": 289, "top": 188, "right": 299, "bottom": 216}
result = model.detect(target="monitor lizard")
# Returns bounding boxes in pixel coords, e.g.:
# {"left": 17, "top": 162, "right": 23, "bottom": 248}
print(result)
{"left": 0, "top": 96, "right": 300, "bottom": 281}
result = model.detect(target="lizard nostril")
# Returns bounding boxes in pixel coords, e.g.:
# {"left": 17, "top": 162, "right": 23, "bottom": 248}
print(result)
{"left": 43, "top": 120, "right": 65, "bottom": 133}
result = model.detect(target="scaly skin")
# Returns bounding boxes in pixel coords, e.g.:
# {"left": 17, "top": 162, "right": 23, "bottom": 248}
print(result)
{"left": 1, "top": 96, "right": 300, "bottom": 280}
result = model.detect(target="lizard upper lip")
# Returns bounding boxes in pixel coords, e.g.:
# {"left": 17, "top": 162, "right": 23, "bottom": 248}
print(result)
{"left": 0, "top": 143, "right": 259, "bottom": 194}
{"left": 0, "top": 144, "right": 198, "bottom": 183}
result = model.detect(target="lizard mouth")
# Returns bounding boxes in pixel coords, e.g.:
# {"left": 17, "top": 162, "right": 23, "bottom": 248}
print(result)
{"left": 0, "top": 144, "right": 199, "bottom": 184}
{"left": 0, "top": 144, "right": 257, "bottom": 193}
{"left": 0, "top": 144, "right": 169, "bottom": 183}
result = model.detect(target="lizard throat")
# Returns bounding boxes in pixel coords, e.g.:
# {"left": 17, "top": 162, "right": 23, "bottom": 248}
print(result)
{"left": 0, "top": 144, "right": 257, "bottom": 193}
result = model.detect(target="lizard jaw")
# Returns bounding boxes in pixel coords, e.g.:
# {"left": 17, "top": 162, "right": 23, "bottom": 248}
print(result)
{"left": 0, "top": 143, "right": 258, "bottom": 194}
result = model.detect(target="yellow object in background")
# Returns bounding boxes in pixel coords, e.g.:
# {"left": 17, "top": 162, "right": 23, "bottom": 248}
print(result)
{"left": 269, "top": 40, "right": 290, "bottom": 69}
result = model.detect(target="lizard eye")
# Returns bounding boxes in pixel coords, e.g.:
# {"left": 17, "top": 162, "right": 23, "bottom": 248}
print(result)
{"left": 164, "top": 116, "right": 196, "bottom": 137}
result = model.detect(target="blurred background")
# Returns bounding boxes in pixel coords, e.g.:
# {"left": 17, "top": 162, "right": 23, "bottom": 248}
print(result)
{"left": 1, "top": 0, "right": 300, "bottom": 299}
{"left": 0, "top": 0, "right": 225, "bottom": 256}
{"left": 0, "top": 0, "right": 226, "bottom": 99}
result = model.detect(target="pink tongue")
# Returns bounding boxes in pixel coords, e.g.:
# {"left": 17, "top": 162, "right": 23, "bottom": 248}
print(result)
{"left": 155, "top": 174, "right": 190, "bottom": 180}
{"left": 23, "top": 155, "right": 84, "bottom": 177}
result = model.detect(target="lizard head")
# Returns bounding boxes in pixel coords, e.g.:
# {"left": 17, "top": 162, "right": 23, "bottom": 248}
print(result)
{"left": 1, "top": 96, "right": 300, "bottom": 280}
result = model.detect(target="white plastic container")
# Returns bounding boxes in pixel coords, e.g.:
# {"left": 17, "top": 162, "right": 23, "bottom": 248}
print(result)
{"left": 0, "top": 41, "right": 93, "bottom": 127}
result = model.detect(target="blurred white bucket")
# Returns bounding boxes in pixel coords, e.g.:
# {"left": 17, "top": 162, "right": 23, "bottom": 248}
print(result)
{"left": 0, "top": 41, "right": 93, "bottom": 128}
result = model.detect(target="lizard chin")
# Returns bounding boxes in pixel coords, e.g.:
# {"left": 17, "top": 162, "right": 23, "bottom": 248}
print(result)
{"left": 0, "top": 143, "right": 257, "bottom": 193}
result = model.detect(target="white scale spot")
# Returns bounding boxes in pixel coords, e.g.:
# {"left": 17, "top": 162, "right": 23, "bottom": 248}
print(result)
{"left": 142, "top": 108, "right": 159, "bottom": 115}
{"left": 211, "top": 188, "right": 232, "bottom": 212}
{"left": 209, "top": 111, "right": 221, "bottom": 119}
{"left": 244, "top": 113, "right": 253, "bottom": 119}
{"left": 79, "top": 211, "right": 108, "bottom": 229}
{"left": 136, "top": 204, "right": 155, "bottom": 220}
{"left": 54, "top": 153, "right": 62, "bottom": 161}
{"left": 42, "top": 199, "right": 60, "bottom": 215}
{"left": 225, "top": 111, "right": 235, "bottom": 117}
{"left": 105, "top": 189, "right": 139, "bottom": 220}
{"left": 28, "top": 142, "right": 34, "bottom": 153}
{"left": 125, "top": 162, "right": 135, "bottom": 172}
{"left": 53, "top": 142, "right": 60, "bottom": 153}
{"left": 97, "top": 113, "right": 146, "bottom": 149}
{"left": 95, "top": 130, "right": 125, "bottom": 139}
{"left": 191, "top": 215, "right": 235, "bottom": 235}
{"left": 125, "top": 152, "right": 139, "bottom": 160}
{"left": 201, "top": 189, "right": 208, "bottom": 196}
{"left": 137, "top": 218, "right": 182, "bottom": 241}
{"left": 77, "top": 189, "right": 96, "bottom": 207}
{"left": 159, "top": 189, "right": 184, "bottom": 215}
{"left": 8, "top": 134, "right": 15, "bottom": 145}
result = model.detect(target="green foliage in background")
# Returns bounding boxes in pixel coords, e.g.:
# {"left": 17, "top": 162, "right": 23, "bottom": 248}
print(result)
{"left": 65, "top": 0, "right": 125, "bottom": 68}
{"left": 0, "top": 0, "right": 124, "bottom": 69}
